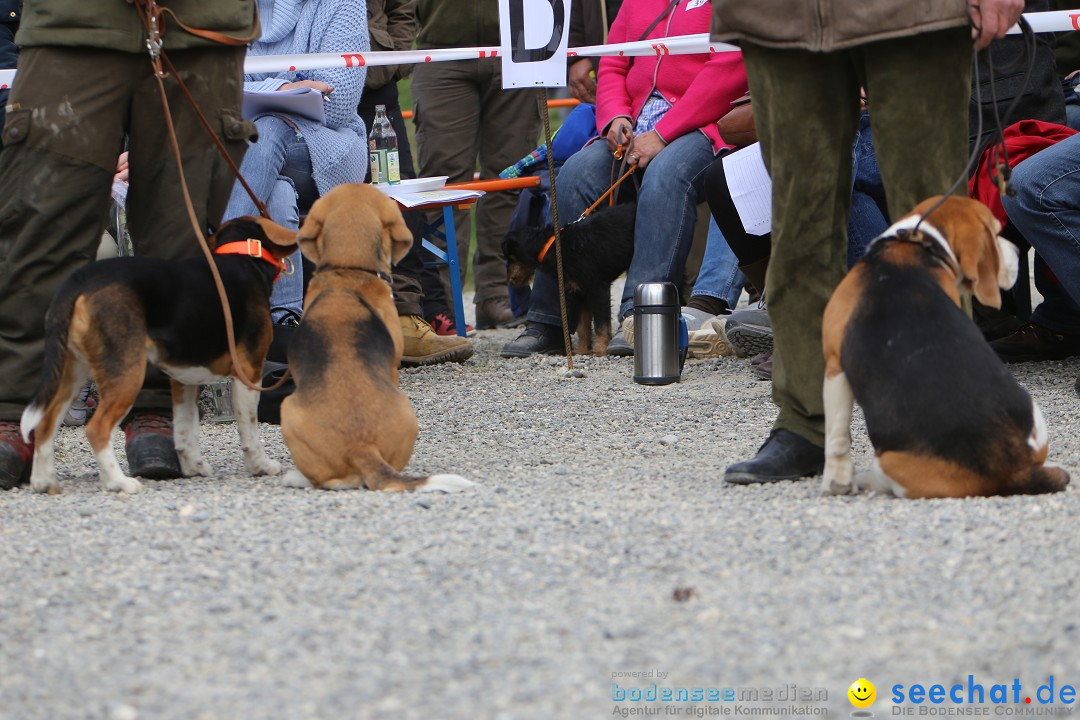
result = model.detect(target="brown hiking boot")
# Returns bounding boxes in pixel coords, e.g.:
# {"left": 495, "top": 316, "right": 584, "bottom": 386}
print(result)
{"left": 400, "top": 315, "right": 474, "bottom": 367}
{"left": 122, "top": 412, "right": 182, "bottom": 479}
{"left": 475, "top": 296, "right": 525, "bottom": 330}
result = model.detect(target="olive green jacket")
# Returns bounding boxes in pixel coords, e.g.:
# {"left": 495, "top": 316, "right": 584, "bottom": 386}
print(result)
{"left": 17, "top": 0, "right": 258, "bottom": 53}
{"left": 711, "top": 0, "right": 969, "bottom": 52}
{"left": 416, "top": 0, "right": 500, "bottom": 49}
{"left": 366, "top": 0, "right": 417, "bottom": 90}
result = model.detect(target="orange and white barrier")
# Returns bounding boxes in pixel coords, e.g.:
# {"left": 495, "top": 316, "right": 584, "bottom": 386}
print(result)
{"left": 1, "top": 11, "right": 1078, "bottom": 91}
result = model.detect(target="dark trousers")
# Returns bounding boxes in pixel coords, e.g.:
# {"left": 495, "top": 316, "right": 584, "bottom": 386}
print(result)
{"left": 410, "top": 59, "right": 541, "bottom": 305}
{"left": 743, "top": 28, "right": 971, "bottom": 445}
{"left": 0, "top": 45, "right": 250, "bottom": 420}
{"left": 358, "top": 81, "right": 436, "bottom": 318}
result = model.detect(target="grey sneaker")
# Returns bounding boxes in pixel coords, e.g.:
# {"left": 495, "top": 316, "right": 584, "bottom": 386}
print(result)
{"left": 724, "top": 307, "right": 772, "bottom": 357}
{"left": 62, "top": 380, "right": 96, "bottom": 426}
{"left": 607, "top": 323, "right": 633, "bottom": 356}
{"left": 681, "top": 306, "right": 717, "bottom": 332}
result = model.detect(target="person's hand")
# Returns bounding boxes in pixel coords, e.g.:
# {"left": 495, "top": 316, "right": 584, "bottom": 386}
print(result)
{"left": 606, "top": 118, "right": 633, "bottom": 155}
{"left": 278, "top": 80, "right": 334, "bottom": 96}
{"left": 568, "top": 60, "right": 597, "bottom": 104}
{"left": 627, "top": 130, "right": 666, "bottom": 170}
{"left": 114, "top": 151, "right": 129, "bottom": 183}
{"left": 970, "top": 0, "right": 1024, "bottom": 50}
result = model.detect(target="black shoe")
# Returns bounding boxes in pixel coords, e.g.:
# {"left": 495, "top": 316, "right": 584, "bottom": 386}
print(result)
{"left": 725, "top": 429, "right": 824, "bottom": 484}
{"left": 500, "top": 323, "right": 564, "bottom": 358}
{"left": 0, "top": 421, "right": 32, "bottom": 490}
{"left": 123, "top": 413, "right": 182, "bottom": 479}
{"left": 989, "top": 321, "right": 1080, "bottom": 363}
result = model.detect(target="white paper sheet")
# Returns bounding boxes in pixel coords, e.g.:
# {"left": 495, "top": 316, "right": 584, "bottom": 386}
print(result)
{"left": 389, "top": 189, "right": 485, "bottom": 208}
{"left": 722, "top": 143, "right": 773, "bottom": 236}
{"left": 242, "top": 88, "right": 326, "bottom": 124}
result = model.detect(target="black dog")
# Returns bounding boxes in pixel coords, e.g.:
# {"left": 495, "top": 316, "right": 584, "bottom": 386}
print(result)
{"left": 502, "top": 201, "right": 635, "bottom": 355}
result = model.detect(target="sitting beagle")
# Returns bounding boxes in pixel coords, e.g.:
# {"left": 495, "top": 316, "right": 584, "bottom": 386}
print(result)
{"left": 21, "top": 217, "right": 298, "bottom": 494}
{"left": 280, "top": 184, "right": 471, "bottom": 492}
{"left": 822, "top": 196, "right": 1069, "bottom": 498}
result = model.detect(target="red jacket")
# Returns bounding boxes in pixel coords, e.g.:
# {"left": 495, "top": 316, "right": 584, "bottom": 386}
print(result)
{"left": 969, "top": 120, "right": 1077, "bottom": 225}
{"left": 596, "top": 0, "right": 747, "bottom": 153}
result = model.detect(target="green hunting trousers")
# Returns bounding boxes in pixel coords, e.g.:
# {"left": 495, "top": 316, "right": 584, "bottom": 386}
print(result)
{"left": 742, "top": 28, "right": 972, "bottom": 446}
{"left": 0, "top": 45, "right": 251, "bottom": 421}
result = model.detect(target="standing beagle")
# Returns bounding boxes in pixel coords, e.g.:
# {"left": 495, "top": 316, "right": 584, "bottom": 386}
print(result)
{"left": 822, "top": 196, "right": 1069, "bottom": 498}
{"left": 21, "top": 217, "right": 297, "bottom": 494}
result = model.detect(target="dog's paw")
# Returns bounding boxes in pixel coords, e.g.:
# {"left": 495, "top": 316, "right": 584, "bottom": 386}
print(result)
{"left": 281, "top": 469, "right": 312, "bottom": 489}
{"left": 29, "top": 473, "right": 60, "bottom": 495}
{"left": 180, "top": 457, "right": 213, "bottom": 477}
{"left": 246, "top": 456, "right": 282, "bottom": 477}
{"left": 821, "top": 474, "right": 856, "bottom": 496}
{"left": 104, "top": 476, "right": 143, "bottom": 494}
{"left": 417, "top": 474, "right": 475, "bottom": 493}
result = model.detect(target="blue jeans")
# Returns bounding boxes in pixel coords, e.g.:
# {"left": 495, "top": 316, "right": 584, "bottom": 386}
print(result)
{"left": 527, "top": 131, "right": 715, "bottom": 327}
{"left": 1001, "top": 132, "right": 1080, "bottom": 335}
{"left": 848, "top": 111, "right": 889, "bottom": 267}
{"left": 224, "top": 115, "right": 315, "bottom": 321}
{"left": 690, "top": 217, "right": 745, "bottom": 308}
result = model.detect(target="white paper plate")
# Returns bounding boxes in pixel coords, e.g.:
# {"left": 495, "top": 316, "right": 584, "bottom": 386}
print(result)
{"left": 373, "top": 176, "right": 449, "bottom": 195}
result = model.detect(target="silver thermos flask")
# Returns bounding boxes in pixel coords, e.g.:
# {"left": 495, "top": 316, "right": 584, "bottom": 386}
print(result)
{"left": 633, "top": 282, "right": 687, "bottom": 385}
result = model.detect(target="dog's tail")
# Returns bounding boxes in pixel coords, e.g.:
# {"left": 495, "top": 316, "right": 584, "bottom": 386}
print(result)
{"left": 21, "top": 285, "right": 82, "bottom": 443}
{"left": 1008, "top": 464, "right": 1070, "bottom": 495}
{"left": 285, "top": 447, "right": 474, "bottom": 493}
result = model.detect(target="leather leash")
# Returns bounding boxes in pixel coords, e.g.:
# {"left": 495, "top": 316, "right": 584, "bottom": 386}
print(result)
{"left": 131, "top": 0, "right": 290, "bottom": 393}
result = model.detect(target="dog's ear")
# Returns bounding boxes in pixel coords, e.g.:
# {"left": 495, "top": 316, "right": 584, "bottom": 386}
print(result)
{"left": 296, "top": 197, "right": 326, "bottom": 265}
{"left": 380, "top": 194, "right": 413, "bottom": 265}
{"left": 252, "top": 217, "right": 298, "bottom": 259}
{"left": 951, "top": 201, "right": 1006, "bottom": 309}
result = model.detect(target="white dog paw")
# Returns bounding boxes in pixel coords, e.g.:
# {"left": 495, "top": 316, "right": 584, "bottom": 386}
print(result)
{"left": 29, "top": 474, "right": 60, "bottom": 495}
{"left": 418, "top": 474, "right": 475, "bottom": 493}
{"left": 246, "top": 456, "right": 282, "bottom": 477}
{"left": 105, "top": 476, "right": 143, "bottom": 494}
{"left": 281, "top": 469, "right": 311, "bottom": 488}
{"left": 180, "top": 458, "right": 213, "bottom": 477}
{"left": 822, "top": 474, "right": 855, "bottom": 496}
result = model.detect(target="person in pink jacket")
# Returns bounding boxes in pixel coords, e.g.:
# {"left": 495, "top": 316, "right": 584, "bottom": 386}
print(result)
{"left": 502, "top": 0, "right": 748, "bottom": 358}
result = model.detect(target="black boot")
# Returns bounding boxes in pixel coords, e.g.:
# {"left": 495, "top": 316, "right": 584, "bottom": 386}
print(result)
{"left": 500, "top": 322, "right": 564, "bottom": 358}
{"left": 725, "top": 429, "right": 824, "bottom": 484}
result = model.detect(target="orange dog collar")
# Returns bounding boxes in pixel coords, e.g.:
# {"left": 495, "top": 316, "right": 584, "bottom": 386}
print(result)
{"left": 214, "top": 238, "right": 288, "bottom": 280}
{"left": 537, "top": 234, "right": 556, "bottom": 264}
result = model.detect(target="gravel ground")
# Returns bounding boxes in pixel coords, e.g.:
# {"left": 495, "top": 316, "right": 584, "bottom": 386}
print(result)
{"left": 3, "top": 314, "right": 1080, "bottom": 720}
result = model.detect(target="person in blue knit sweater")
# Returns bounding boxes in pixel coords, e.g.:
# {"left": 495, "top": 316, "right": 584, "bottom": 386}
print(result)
{"left": 223, "top": 0, "right": 370, "bottom": 321}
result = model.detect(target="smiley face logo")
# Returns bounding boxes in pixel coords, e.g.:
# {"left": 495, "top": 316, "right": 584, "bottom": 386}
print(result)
{"left": 848, "top": 678, "right": 876, "bottom": 708}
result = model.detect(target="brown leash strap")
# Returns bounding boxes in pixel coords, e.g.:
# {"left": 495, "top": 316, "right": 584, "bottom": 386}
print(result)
{"left": 131, "top": 0, "right": 290, "bottom": 393}
{"left": 159, "top": 6, "right": 262, "bottom": 47}
{"left": 538, "top": 88, "right": 575, "bottom": 369}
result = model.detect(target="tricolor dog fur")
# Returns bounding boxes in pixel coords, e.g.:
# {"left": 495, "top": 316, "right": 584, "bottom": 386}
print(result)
{"left": 280, "top": 184, "right": 472, "bottom": 492}
{"left": 821, "top": 196, "right": 1069, "bottom": 498}
{"left": 21, "top": 217, "right": 298, "bottom": 494}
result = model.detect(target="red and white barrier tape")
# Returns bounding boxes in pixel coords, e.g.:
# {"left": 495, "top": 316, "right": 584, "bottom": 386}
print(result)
{"left": 2, "top": 11, "right": 1079, "bottom": 91}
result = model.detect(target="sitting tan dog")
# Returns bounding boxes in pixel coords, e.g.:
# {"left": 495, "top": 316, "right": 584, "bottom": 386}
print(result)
{"left": 281, "top": 184, "right": 472, "bottom": 492}
{"left": 822, "top": 196, "right": 1069, "bottom": 498}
